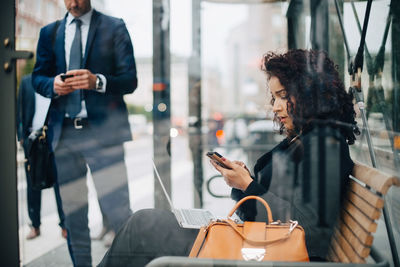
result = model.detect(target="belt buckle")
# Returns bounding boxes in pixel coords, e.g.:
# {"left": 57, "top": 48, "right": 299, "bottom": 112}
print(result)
{"left": 73, "top": 118, "right": 83, "bottom": 129}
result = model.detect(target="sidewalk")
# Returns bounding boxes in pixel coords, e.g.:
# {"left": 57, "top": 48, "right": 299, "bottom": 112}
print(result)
{"left": 19, "top": 160, "right": 109, "bottom": 266}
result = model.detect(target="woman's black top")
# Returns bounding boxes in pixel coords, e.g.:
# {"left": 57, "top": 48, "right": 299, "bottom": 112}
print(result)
{"left": 231, "top": 124, "right": 354, "bottom": 260}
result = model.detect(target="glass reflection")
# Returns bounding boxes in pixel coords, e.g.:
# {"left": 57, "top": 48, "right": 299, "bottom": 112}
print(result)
{"left": 14, "top": 0, "right": 399, "bottom": 266}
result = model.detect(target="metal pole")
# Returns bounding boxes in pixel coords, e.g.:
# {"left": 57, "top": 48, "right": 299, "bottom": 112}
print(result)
{"left": 334, "top": 0, "right": 352, "bottom": 68}
{"left": 351, "top": 83, "right": 378, "bottom": 167}
{"left": 286, "top": 0, "right": 305, "bottom": 50}
{"left": 328, "top": 0, "right": 345, "bottom": 82}
{"left": 350, "top": 0, "right": 374, "bottom": 77}
{"left": 188, "top": 0, "right": 203, "bottom": 208}
{"left": 310, "top": 0, "right": 329, "bottom": 52}
{"left": 153, "top": 0, "right": 171, "bottom": 210}
{"left": 392, "top": 0, "right": 400, "bottom": 133}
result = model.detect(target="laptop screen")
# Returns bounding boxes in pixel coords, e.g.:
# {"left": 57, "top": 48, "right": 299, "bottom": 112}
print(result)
{"left": 151, "top": 159, "right": 174, "bottom": 209}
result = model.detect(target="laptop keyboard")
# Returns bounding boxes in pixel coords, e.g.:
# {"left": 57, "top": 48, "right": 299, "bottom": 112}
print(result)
{"left": 181, "top": 209, "right": 213, "bottom": 226}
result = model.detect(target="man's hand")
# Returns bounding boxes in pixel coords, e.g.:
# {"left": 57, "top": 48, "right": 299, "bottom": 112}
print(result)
{"left": 63, "top": 69, "right": 97, "bottom": 90}
{"left": 54, "top": 69, "right": 97, "bottom": 95}
{"left": 54, "top": 74, "right": 76, "bottom": 96}
{"left": 210, "top": 158, "right": 253, "bottom": 191}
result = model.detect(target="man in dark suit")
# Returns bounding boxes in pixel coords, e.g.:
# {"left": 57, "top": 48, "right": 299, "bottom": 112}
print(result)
{"left": 17, "top": 74, "right": 66, "bottom": 240}
{"left": 32, "top": 0, "right": 137, "bottom": 265}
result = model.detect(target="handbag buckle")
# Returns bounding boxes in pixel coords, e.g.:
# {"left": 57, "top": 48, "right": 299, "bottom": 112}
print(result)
{"left": 241, "top": 248, "right": 265, "bottom": 261}
{"left": 228, "top": 216, "right": 241, "bottom": 224}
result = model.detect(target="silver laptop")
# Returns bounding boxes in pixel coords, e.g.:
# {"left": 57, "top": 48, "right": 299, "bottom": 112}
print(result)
{"left": 151, "top": 160, "right": 216, "bottom": 229}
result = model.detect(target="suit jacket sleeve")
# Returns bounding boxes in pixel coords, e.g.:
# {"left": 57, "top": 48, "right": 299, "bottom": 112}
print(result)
{"left": 32, "top": 23, "right": 58, "bottom": 98}
{"left": 103, "top": 18, "right": 137, "bottom": 95}
{"left": 16, "top": 79, "right": 24, "bottom": 141}
{"left": 17, "top": 75, "right": 35, "bottom": 141}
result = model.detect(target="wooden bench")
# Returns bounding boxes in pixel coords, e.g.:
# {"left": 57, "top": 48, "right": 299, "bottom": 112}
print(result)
{"left": 147, "top": 161, "right": 400, "bottom": 267}
{"left": 327, "top": 161, "right": 400, "bottom": 264}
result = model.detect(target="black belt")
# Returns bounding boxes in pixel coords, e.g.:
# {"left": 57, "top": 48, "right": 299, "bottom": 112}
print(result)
{"left": 63, "top": 117, "right": 89, "bottom": 129}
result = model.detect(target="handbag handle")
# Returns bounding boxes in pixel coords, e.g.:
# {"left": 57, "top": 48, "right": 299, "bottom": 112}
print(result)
{"left": 225, "top": 219, "right": 292, "bottom": 246}
{"left": 228, "top": 195, "right": 273, "bottom": 223}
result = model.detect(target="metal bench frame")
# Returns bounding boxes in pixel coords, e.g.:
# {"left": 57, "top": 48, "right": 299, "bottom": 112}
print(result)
{"left": 147, "top": 246, "right": 388, "bottom": 267}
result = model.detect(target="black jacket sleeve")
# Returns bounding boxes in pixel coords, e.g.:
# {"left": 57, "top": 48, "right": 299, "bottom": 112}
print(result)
{"left": 230, "top": 139, "right": 288, "bottom": 221}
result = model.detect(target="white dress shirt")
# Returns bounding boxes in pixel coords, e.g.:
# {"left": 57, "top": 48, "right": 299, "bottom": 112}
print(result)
{"left": 64, "top": 9, "right": 106, "bottom": 117}
{"left": 32, "top": 93, "right": 51, "bottom": 131}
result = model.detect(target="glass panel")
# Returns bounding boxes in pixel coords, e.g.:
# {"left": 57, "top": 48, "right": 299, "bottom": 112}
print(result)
{"left": 14, "top": 0, "right": 399, "bottom": 265}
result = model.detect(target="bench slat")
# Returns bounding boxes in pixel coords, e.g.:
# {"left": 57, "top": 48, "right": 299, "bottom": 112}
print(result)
{"left": 334, "top": 228, "right": 365, "bottom": 263}
{"left": 352, "top": 162, "right": 400, "bottom": 194}
{"left": 349, "top": 180, "right": 384, "bottom": 209}
{"left": 340, "top": 213, "right": 374, "bottom": 246}
{"left": 327, "top": 249, "right": 339, "bottom": 262}
{"left": 347, "top": 191, "right": 381, "bottom": 220}
{"left": 331, "top": 235, "right": 351, "bottom": 263}
{"left": 338, "top": 220, "right": 371, "bottom": 257}
{"left": 343, "top": 201, "right": 377, "bottom": 233}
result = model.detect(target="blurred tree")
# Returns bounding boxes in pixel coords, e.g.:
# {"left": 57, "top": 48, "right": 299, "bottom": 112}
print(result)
{"left": 126, "top": 103, "right": 152, "bottom": 121}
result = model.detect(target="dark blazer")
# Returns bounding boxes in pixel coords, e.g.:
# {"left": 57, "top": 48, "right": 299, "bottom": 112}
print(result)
{"left": 231, "top": 123, "right": 354, "bottom": 259}
{"left": 32, "top": 10, "right": 137, "bottom": 149}
{"left": 17, "top": 74, "right": 35, "bottom": 144}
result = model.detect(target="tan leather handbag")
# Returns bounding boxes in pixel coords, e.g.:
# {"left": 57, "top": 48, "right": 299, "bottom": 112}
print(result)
{"left": 189, "top": 195, "right": 309, "bottom": 262}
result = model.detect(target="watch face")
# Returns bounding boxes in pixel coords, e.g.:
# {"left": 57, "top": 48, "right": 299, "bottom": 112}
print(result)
{"left": 96, "top": 76, "right": 103, "bottom": 90}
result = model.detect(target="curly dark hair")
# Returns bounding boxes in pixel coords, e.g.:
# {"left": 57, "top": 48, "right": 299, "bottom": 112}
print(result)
{"left": 262, "top": 49, "right": 359, "bottom": 145}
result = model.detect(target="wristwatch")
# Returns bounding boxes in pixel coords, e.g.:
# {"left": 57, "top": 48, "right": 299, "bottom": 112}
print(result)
{"left": 95, "top": 75, "right": 103, "bottom": 91}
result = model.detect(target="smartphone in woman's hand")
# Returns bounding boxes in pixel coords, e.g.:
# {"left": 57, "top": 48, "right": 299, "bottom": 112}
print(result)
{"left": 206, "top": 152, "right": 231, "bottom": 169}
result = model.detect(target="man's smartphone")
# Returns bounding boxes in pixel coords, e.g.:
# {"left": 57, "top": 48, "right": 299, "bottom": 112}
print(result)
{"left": 60, "top": 74, "right": 74, "bottom": 81}
{"left": 206, "top": 151, "right": 231, "bottom": 169}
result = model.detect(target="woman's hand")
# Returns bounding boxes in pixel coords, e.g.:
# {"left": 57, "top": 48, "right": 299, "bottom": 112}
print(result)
{"left": 210, "top": 158, "right": 253, "bottom": 191}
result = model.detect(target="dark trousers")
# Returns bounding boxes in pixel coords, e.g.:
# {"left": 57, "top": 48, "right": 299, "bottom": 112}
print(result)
{"left": 98, "top": 209, "right": 198, "bottom": 267}
{"left": 55, "top": 118, "right": 132, "bottom": 267}
{"left": 24, "top": 151, "right": 65, "bottom": 229}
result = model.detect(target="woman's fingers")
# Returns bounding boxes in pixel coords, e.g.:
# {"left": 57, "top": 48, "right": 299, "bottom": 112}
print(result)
{"left": 232, "top": 160, "right": 251, "bottom": 174}
{"left": 219, "top": 157, "right": 235, "bottom": 169}
{"left": 210, "top": 159, "right": 252, "bottom": 190}
{"left": 233, "top": 160, "right": 246, "bottom": 168}
{"left": 210, "top": 160, "right": 225, "bottom": 173}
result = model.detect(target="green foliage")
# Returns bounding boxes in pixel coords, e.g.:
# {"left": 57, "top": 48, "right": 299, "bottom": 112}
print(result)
{"left": 17, "top": 58, "right": 35, "bottom": 90}
{"left": 126, "top": 103, "right": 152, "bottom": 121}
{"left": 22, "top": 58, "right": 35, "bottom": 76}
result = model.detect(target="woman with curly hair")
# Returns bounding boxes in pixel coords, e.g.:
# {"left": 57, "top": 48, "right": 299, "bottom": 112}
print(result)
{"left": 99, "top": 49, "right": 359, "bottom": 266}
{"left": 262, "top": 49, "right": 357, "bottom": 142}
{"left": 225, "top": 49, "right": 359, "bottom": 260}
